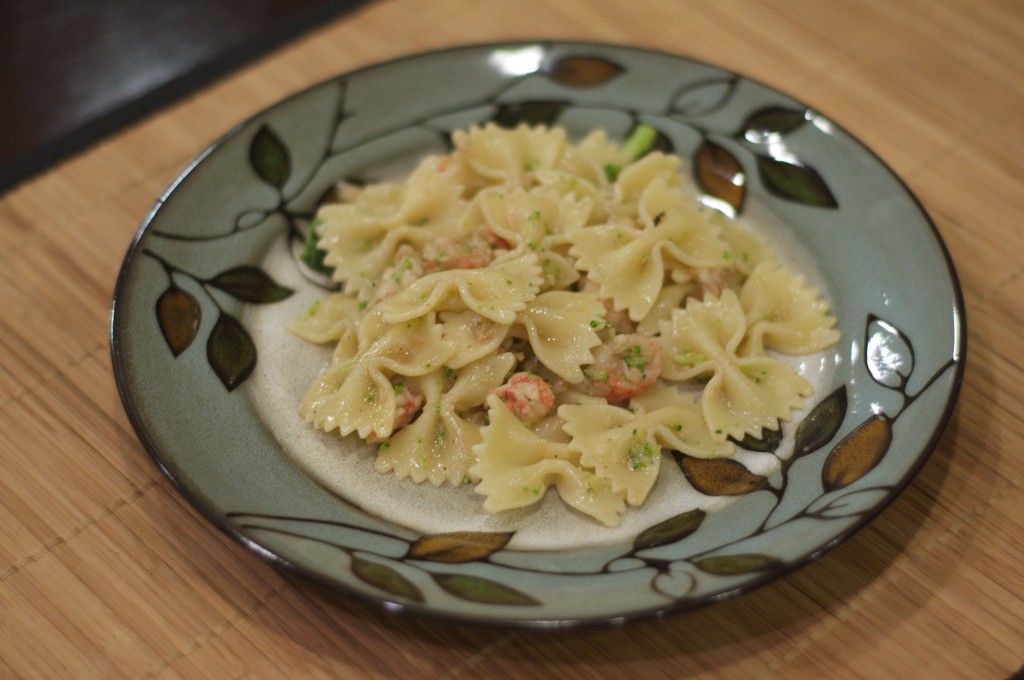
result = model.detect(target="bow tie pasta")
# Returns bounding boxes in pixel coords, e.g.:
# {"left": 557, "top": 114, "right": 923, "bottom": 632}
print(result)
{"left": 291, "top": 123, "right": 840, "bottom": 527}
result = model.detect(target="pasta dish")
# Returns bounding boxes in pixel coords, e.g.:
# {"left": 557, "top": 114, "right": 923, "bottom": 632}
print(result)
{"left": 290, "top": 124, "right": 839, "bottom": 527}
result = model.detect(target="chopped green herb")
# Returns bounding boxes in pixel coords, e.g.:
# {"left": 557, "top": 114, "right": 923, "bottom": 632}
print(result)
{"left": 393, "top": 258, "right": 413, "bottom": 283}
{"left": 742, "top": 365, "right": 769, "bottom": 384}
{"left": 626, "top": 440, "right": 655, "bottom": 470}
{"left": 623, "top": 345, "right": 647, "bottom": 373}
{"left": 672, "top": 349, "right": 707, "bottom": 367}
{"left": 303, "top": 299, "right": 321, "bottom": 318}
{"left": 603, "top": 163, "right": 621, "bottom": 182}
{"left": 527, "top": 210, "right": 541, "bottom": 221}
{"left": 541, "top": 257, "right": 562, "bottom": 284}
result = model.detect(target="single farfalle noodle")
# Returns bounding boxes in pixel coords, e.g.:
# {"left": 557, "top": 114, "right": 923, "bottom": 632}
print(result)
{"left": 317, "top": 157, "right": 468, "bottom": 290}
{"left": 512, "top": 290, "right": 605, "bottom": 383}
{"left": 471, "top": 394, "right": 628, "bottom": 527}
{"left": 299, "top": 313, "right": 456, "bottom": 439}
{"left": 739, "top": 260, "right": 841, "bottom": 356}
{"left": 376, "top": 251, "right": 544, "bottom": 324}
{"left": 659, "top": 290, "right": 814, "bottom": 442}
{"left": 560, "top": 386, "right": 732, "bottom": 506}
{"left": 377, "top": 353, "right": 516, "bottom": 486}
{"left": 568, "top": 176, "right": 731, "bottom": 321}
{"left": 452, "top": 123, "right": 568, "bottom": 187}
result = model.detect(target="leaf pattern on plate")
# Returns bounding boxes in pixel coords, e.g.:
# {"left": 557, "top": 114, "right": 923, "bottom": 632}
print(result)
{"left": 492, "top": 101, "right": 568, "bottom": 128}
{"left": 207, "top": 266, "right": 294, "bottom": 304}
{"left": 694, "top": 553, "right": 782, "bottom": 576}
{"left": 865, "top": 316, "right": 914, "bottom": 389}
{"left": 207, "top": 313, "right": 257, "bottom": 391}
{"left": 739, "top": 106, "right": 808, "bottom": 142}
{"left": 653, "top": 568, "right": 696, "bottom": 598}
{"left": 407, "top": 531, "right": 513, "bottom": 563}
{"left": 676, "top": 455, "right": 770, "bottom": 496}
{"left": 156, "top": 284, "right": 201, "bottom": 357}
{"left": 633, "top": 509, "right": 706, "bottom": 551}
{"left": 671, "top": 77, "right": 738, "bottom": 117}
{"left": 756, "top": 155, "right": 838, "bottom": 208}
{"left": 792, "top": 386, "right": 848, "bottom": 458}
{"left": 694, "top": 138, "right": 746, "bottom": 214}
{"left": 250, "top": 125, "right": 291, "bottom": 189}
{"left": 547, "top": 55, "right": 623, "bottom": 87}
{"left": 433, "top": 573, "right": 541, "bottom": 606}
{"left": 822, "top": 414, "right": 892, "bottom": 491}
{"left": 351, "top": 554, "right": 425, "bottom": 603}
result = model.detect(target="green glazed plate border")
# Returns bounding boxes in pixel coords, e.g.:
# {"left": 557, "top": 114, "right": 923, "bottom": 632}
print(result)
{"left": 111, "top": 41, "right": 966, "bottom": 628}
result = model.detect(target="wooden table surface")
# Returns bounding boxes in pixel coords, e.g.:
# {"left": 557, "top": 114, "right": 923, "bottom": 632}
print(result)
{"left": 2, "top": 0, "right": 1022, "bottom": 677}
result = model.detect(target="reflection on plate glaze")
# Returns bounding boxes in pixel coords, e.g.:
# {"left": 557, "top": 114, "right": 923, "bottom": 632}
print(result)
{"left": 115, "top": 42, "right": 964, "bottom": 626}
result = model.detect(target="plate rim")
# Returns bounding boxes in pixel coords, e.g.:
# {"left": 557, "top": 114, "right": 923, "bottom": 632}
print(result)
{"left": 110, "top": 39, "right": 967, "bottom": 629}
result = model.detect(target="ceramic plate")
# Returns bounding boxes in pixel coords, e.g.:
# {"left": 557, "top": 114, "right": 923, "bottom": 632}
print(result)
{"left": 111, "top": 42, "right": 965, "bottom": 627}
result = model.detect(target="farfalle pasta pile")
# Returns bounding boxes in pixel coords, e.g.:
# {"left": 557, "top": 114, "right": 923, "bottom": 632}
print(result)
{"left": 290, "top": 123, "right": 840, "bottom": 527}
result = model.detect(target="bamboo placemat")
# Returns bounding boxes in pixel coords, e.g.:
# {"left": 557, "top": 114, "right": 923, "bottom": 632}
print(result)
{"left": 2, "top": 0, "right": 1022, "bottom": 677}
